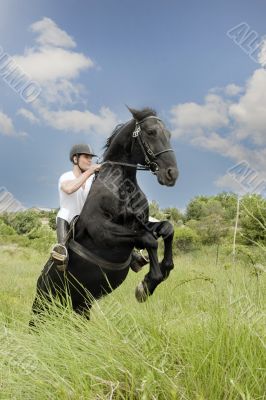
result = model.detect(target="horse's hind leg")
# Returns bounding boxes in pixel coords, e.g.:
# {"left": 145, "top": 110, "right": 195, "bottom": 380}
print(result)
{"left": 29, "top": 274, "right": 54, "bottom": 328}
{"left": 29, "top": 260, "right": 67, "bottom": 328}
{"left": 73, "top": 300, "right": 91, "bottom": 320}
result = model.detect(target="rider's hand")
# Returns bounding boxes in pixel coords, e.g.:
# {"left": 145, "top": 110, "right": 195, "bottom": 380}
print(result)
{"left": 90, "top": 164, "right": 102, "bottom": 173}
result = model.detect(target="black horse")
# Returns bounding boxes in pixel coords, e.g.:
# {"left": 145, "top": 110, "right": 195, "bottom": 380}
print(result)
{"left": 31, "top": 107, "right": 178, "bottom": 319}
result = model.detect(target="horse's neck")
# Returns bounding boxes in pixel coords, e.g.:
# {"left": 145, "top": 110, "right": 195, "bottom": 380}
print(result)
{"left": 103, "top": 122, "right": 142, "bottom": 166}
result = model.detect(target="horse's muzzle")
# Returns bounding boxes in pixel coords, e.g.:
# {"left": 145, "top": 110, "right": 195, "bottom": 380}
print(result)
{"left": 156, "top": 167, "right": 179, "bottom": 186}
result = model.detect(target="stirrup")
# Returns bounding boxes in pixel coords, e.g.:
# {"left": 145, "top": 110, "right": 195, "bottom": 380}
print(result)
{"left": 130, "top": 250, "right": 149, "bottom": 273}
{"left": 51, "top": 244, "right": 68, "bottom": 263}
{"left": 140, "top": 249, "right": 149, "bottom": 263}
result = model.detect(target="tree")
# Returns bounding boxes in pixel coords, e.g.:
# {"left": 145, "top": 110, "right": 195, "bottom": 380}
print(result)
{"left": 149, "top": 200, "right": 165, "bottom": 220}
{"left": 1, "top": 211, "right": 41, "bottom": 235}
{"left": 48, "top": 209, "right": 58, "bottom": 230}
{"left": 239, "top": 194, "right": 266, "bottom": 245}
{"left": 214, "top": 192, "right": 238, "bottom": 221}
{"left": 201, "top": 199, "right": 225, "bottom": 218}
{"left": 187, "top": 214, "right": 229, "bottom": 245}
{"left": 0, "top": 220, "right": 16, "bottom": 235}
{"left": 185, "top": 196, "right": 209, "bottom": 221}
{"left": 162, "top": 206, "right": 184, "bottom": 224}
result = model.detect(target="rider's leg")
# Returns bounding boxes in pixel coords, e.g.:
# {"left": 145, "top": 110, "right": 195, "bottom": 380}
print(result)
{"left": 56, "top": 217, "right": 70, "bottom": 243}
{"left": 51, "top": 217, "right": 70, "bottom": 266}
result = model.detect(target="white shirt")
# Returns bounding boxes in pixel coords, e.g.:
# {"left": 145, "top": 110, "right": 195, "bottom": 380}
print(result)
{"left": 57, "top": 170, "right": 94, "bottom": 224}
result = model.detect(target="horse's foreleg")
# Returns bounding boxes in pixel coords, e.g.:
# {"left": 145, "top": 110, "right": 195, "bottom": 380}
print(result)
{"left": 154, "top": 221, "right": 175, "bottom": 280}
{"left": 135, "top": 232, "right": 163, "bottom": 302}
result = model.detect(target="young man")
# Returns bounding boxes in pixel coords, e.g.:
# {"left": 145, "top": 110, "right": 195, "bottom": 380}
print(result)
{"left": 51, "top": 143, "right": 100, "bottom": 266}
{"left": 51, "top": 143, "right": 148, "bottom": 272}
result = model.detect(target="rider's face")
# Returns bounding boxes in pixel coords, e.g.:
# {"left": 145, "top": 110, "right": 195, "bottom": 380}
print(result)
{"left": 77, "top": 154, "right": 93, "bottom": 170}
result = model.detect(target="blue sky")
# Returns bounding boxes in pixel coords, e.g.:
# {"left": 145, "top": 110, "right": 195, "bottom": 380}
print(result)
{"left": 1, "top": 0, "right": 266, "bottom": 210}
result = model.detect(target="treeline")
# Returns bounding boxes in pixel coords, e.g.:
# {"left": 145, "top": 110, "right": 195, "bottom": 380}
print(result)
{"left": 0, "top": 192, "right": 265, "bottom": 256}
{"left": 150, "top": 192, "right": 266, "bottom": 253}
{"left": 0, "top": 209, "right": 57, "bottom": 253}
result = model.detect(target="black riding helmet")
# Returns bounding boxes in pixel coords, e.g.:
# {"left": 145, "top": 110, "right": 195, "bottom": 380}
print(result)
{"left": 69, "top": 144, "right": 97, "bottom": 162}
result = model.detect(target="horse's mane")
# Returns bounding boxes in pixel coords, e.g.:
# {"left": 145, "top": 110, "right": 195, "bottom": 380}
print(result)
{"left": 103, "top": 123, "right": 125, "bottom": 151}
{"left": 103, "top": 107, "right": 157, "bottom": 152}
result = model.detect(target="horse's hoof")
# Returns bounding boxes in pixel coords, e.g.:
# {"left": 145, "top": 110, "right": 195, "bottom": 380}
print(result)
{"left": 135, "top": 282, "right": 149, "bottom": 303}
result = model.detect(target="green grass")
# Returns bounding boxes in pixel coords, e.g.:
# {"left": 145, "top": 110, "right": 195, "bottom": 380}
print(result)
{"left": 0, "top": 243, "right": 265, "bottom": 399}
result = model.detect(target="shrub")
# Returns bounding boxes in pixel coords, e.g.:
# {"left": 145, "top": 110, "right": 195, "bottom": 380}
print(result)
{"left": 239, "top": 195, "right": 266, "bottom": 244}
{"left": 48, "top": 210, "right": 58, "bottom": 231}
{"left": 2, "top": 211, "right": 42, "bottom": 235}
{"left": 187, "top": 215, "right": 229, "bottom": 245}
{"left": 173, "top": 226, "right": 200, "bottom": 252}
{"left": 27, "top": 225, "right": 56, "bottom": 253}
{"left": 0, "top": 220, "right": 16, "bottom": 236}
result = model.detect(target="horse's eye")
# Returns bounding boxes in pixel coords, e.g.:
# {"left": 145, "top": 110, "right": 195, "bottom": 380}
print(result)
{"left": 147, "top": 129, "right": 156, "bottom": 136}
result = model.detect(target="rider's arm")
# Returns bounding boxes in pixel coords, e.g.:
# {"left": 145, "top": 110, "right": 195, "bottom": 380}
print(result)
{"left": 61, "top": 165, "right": 101, "bottom": 194}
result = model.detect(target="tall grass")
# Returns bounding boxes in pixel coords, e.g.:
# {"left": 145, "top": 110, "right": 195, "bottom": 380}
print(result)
{"left": 0, "top": 245, "right": 265, "bottom": 399}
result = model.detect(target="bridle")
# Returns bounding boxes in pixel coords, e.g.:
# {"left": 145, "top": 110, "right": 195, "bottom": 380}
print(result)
{"left": 132, "top": 116, "right": 174, "bottom": 173}
{"left": 102, "top": 116, "right": 174, "bottom": 174}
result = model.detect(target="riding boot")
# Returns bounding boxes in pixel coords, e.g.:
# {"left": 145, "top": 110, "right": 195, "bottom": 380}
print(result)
{"left": 51, "top": 218, "right": 70, "bottom": 272}
{"left": 130, "top": 250, "right": 149, "bottom": 273}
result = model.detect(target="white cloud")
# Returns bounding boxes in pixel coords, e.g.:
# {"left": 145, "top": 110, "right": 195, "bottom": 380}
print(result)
{"left": 13, "top": 47, "right": 93, "bottom": 84}
{"left": 10, "top": 17, "right": 119, "bottom": 136}
{"left": 229, "top": 68, "right": 266, "bottom": 145}
{"left": 30, "top": 17, "right": 76, "bottom": 48}
{"left": 17, "top": 108, "right": 39, "bottom": 124}
{"left": 170, "top": 94, "right": 229, "bottom": 138}
{"left": 214, "top": 174, "right": 247, "bottom": 195}
{"left": 257, "top": 37, "right": 266, "bottom": 68}
{"left": 38, "top": 105, "right": 119, "bottom": 135}
{"left": 170, "top": 65, "right": 266, "bottom": 194}
{"left": 0, "top": 110, "right": 15, "bottom": 135}
{"left": 0, "top": 110, "right": 28, "bottom": 138}
{"left": 38, "top": 79, "right": 85, "bottom": 106}
{"left": 190, "top": 132, "right": 248, "bottom": 161}
{"left": 224, "top": 84, "right": 243, "bottom": 97}
{"left": 10, "top": 17, "right": 94, "bottom": 110}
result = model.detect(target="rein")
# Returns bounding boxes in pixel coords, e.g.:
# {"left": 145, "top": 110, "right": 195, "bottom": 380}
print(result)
{"left": 100, "top": 160, "right": 150, "bottom": 171}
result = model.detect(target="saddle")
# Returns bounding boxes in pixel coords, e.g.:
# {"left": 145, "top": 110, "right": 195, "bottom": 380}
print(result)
{"left": 51, "top": 215, "right": 133, "bottom": 272}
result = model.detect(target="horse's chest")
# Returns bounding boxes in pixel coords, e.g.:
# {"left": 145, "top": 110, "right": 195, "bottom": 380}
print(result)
{"left": 117, "top": 182, "right": 148, "bottom": 227}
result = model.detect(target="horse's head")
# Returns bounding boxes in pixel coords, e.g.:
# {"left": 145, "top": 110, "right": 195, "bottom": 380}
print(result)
{"left": 128, "top": 107, "right": 178, "bottom": 186}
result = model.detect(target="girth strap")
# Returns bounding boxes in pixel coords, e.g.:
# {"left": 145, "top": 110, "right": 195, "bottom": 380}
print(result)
{"left": 68, "top": 239, "right": 132, "bottom": 271}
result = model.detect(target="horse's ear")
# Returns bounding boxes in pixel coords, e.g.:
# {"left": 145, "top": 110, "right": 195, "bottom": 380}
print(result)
{"left": 126, "top": 105, "right": 139, "bottom": 120}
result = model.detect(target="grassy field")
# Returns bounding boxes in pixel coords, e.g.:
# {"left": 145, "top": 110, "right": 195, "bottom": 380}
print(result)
{"left": 0, "top": 243, "right": 265, "bottom": 399}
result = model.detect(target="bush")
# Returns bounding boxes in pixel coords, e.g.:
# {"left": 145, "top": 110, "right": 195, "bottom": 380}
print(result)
{"left": 1, "top": 211, "right": 41, "bottom": 235}
{"left": 27, "top": 225, "right": 56, "bottom": 253}
{"left": 30, "top": 236, "right": 56, "bottom": 253}
{"left": 240, "top": 195, "right": 266, "bottom": 245}
{"left": 27, "top": 225, "right": 54, "bottom": 240}
{"left": 48, "top": 210, "right": 58, "bottom": 231}
{"left": 187, "top": 215, "right": 229, "bottom": 245}
{"left": 173, "top": 226, "right": 200, "bottom": 252}
{"left": 0, "top": 220, "right": 16, "bottom": 236}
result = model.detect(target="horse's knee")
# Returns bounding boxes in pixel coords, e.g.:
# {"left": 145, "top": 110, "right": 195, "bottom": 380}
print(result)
{"left": 158, "top": 221, "right": 174, "bottom": 239}
{"left": 136, "top": 233, "right": 158, "bottom": 250}
{"left": 149, "top": 238, "right": 158, "bottom": 250}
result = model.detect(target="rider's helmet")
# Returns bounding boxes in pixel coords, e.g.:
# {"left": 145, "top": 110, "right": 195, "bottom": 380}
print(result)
{"left": 69, "top": 144, "right": 97, "bottom": 162}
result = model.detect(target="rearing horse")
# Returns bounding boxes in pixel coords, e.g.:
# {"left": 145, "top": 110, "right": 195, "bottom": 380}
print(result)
{"left": 31, "top": 107, "right": 178, "bottom": 319}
